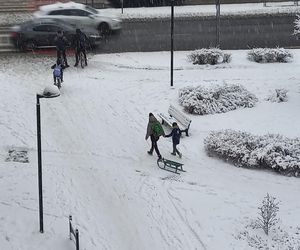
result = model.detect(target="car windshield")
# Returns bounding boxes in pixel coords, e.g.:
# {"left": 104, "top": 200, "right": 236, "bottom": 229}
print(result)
{"left": 85, "top": 5, "right": 98, "bottom": 14}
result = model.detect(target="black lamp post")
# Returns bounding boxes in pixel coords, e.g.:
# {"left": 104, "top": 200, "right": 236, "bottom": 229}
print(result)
{"left": 170, "top": 0, "right": 175, "bottom": 87}
{"left": 36, "top": 86, "right": 60, "bottom": 233}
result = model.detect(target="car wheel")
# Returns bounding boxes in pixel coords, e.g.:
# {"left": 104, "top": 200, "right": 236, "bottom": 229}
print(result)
{"left": 98, "top": 22, "right": 110, "bottom": 37}
{"left": 23, "top": 40, "right": 37, "bottom": 51}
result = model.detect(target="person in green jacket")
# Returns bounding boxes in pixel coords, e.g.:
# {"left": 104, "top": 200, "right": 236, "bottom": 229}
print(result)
{"left": 145, "top": 113, "right": 165, "bottom": 159}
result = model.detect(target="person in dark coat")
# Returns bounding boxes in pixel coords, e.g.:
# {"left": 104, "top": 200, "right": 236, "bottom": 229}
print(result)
{"left": 164, "top": 122, "right": 182, "bottom": 158}
{"left": 73, "top": 28, "right": 88, "bottom": 67}
{"left": 145, "top": 113, "right": 165, "bottom": 159}
{"left": 54, "top": 30, "right": 69, "bottom": 67}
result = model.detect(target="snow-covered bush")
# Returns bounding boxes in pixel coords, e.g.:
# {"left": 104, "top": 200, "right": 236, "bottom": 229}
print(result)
{"left": 188, "top": 48, "right": 231, "bottom": 65}
{"left": 247, "top": 48, "right": 292, "bottom": 63}
{"left": 178, "top": 84, "right": 257, "bottom": 115}
{"left": 266, "top": 89, "right": 288, "bottom": 103}
{"left": 236, "top": 224, "right": 300, "bottom": 249}
{"left": 204, "top": 129, "right": 300, "bottom": 176}
{"left": 294, "top": 14, "right": 300, "bottom": 35}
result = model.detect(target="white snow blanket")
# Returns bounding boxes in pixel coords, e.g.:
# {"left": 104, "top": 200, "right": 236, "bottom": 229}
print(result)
{"left": 1, "top": 50, "right": 300, "bottom": 249}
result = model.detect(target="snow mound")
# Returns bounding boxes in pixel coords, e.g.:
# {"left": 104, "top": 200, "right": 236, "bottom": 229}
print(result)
{"left": 204, "top": 129, "right": 300, "bottom": 176}
{"left": 178, "top": 84, "right": 257, "bottom": 115}
{"left": 266, "top": 89, "right": 288, "bottom": 103}
{"left": 247, "top": 48, "right": 293, "bottom": 63}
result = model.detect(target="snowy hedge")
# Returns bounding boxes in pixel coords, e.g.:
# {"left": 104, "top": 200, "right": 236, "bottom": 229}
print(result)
{"left": 266, "top": 89, "right": 288, "bottom": 103}
{"left": 247, "top": 48, "right": 292, "bottom": 63}
{"left": 294, "top": 14, "right": 300, "bottom": 35}
{"left": 188, "top": 48, "right": 231, "bottom": 65}
{"left": 178, "top": 84, "right": 258, "bottom": 115}
{"left": 204, "top": 129, "right": 300, "bottom": 176}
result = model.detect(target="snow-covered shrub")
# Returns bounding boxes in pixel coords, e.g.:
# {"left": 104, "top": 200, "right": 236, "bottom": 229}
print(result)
{"left": 236, "top": 224, "right": 300, "bottom": 249}
{"left": 266, "top": 89, "right": 288, "bottom": 103}
{"left": 178, "top": 84, "right": 258, "bottom": 115}
{"left": 247, "top": 48, "right": 292, "bottom": 63}
{"left": 204, "top": 129, "right": 300, "bottom": 176}
{"left": 253, "top": 194, "right": 280, "bottom": 236}
{"left": 294, "top": 14, "right": 300, "bottom": 35}
{"left": 188, "top": 48, "right": 231, "bottom": 65}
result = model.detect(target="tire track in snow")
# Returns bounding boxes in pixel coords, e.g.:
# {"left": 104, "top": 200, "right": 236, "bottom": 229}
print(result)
{"left": 135, "top": 176, "right": 173, "bottom": 248}
{"left": 136, "top": 174, "right": 206, "bottom": 250}
{"left": 45, "top": 154, "right": 111, "bottom": 250}
{"left": 167, "top": 187, "right": 207, "bottom": 250}
{"left": 137, "top": 169, "right": 207, "bottom": 249}
{"left": 139, "top": 178, "right": 179, "bottom": 249}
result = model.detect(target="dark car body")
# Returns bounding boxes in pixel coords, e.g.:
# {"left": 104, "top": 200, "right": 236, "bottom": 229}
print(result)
{"left": 10, "top": 19, "right": 101, "bottom": 51}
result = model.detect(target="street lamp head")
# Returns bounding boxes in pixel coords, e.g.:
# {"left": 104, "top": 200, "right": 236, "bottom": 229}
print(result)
{"left": 37, "top": 85, "right": 60, "bottom": 99}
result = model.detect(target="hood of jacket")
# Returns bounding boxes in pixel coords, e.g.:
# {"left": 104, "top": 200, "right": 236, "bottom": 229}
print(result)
{"left": 149, "top": 115, "right": 157, "bottom": 123}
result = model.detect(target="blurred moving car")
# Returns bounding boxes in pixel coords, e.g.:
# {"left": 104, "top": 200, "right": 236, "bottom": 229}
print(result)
{"left": 33, "top": 1, "right": 122, "bottom": 36}
{"left": 10, "top": 19, "right": 101, "bottom": 51}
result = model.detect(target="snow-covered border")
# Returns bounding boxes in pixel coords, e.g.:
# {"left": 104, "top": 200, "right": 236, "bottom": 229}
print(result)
{"left": 179, "top": 84, "right": 258, "bottom": 115}
{"left": 204, "top": 129, "right": 300, "bottom": 176}
{"left": 187, "top": 48, "right": 231, "bottom": 65}
{"left": 247, "top": 48, "right": 293, "bottom": 63}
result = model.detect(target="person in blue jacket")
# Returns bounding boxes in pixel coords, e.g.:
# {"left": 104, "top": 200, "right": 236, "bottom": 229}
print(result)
{"left": 164, "top": 122, "right": 182, "bottom": 158}
{"left": 51, "top": 59, "right": 65, "bottom": 86}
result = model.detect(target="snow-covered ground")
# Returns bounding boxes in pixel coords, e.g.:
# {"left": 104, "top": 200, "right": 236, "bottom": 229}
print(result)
{"left": 1, "top": 49, "right": 300, "bottom": 250}
{"left": 1, "top": 1, "right": 300, "bottom": 25}
{"left": 106, "top": 1, "right": 300, "bottom": 19}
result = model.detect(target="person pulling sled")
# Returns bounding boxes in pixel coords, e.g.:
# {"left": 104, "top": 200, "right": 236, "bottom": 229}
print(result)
{"left": 145, "top": 113, "right": 165, "bottom": 159}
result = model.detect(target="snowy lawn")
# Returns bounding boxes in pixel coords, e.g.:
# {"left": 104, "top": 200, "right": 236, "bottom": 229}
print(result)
{"left": 0, "top": 49, "right": 300, "bottom": 250}
{"left": 105, "top": 1, "right": 300, "bottom": 19}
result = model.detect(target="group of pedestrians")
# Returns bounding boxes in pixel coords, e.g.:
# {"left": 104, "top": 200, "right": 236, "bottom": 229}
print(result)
{"left": 51, "top": 28, "right": 89, "bottom": 86}
{"left": 145, "top": 113, "right": 182, "bottom": 159}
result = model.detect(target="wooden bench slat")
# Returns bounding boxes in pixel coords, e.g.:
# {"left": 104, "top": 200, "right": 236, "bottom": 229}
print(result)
{"left": 158, "top": 105, "right": 192, "bottom": 136}
{"left": 158, "top": 113, "right": 174, "bottom": 127}
{"left": 169, "top": 105, "right": 191, "bottom": 127}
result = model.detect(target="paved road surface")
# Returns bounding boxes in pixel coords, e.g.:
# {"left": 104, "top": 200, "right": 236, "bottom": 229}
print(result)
{"left": 1, "top": 13, "right": 299, "bottom": 53}
{"left": 98, "top": 13, "right": 300, "bottom": 53}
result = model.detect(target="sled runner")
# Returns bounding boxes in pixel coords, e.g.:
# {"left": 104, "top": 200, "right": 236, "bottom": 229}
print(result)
{"left": 157, "top": 158, "right": 185, "bottom": 174}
